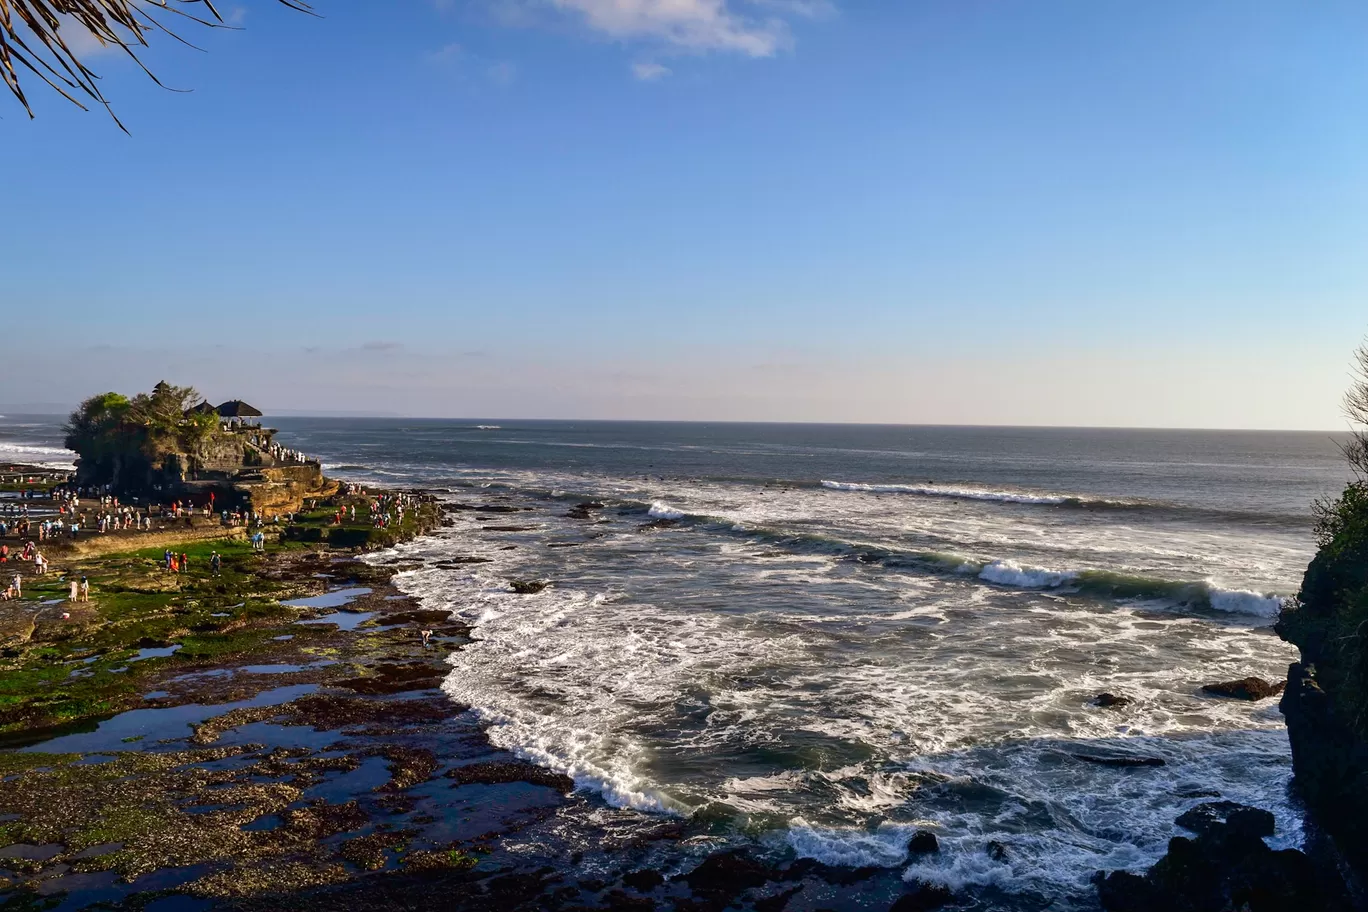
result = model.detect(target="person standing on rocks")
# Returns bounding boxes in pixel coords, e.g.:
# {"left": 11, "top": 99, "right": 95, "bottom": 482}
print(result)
{"left": 78, "top": 577, "right": 90, "bottom": 602}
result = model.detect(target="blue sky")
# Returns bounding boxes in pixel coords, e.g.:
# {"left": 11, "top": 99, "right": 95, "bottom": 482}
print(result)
{"left": 3, "top": 0, "right": 1366, "bottom": 427}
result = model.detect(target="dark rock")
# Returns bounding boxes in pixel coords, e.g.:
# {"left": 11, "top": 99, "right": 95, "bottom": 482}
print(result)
{"left": 332, "top": 662, "right": 447, "bottom": 695}
{"left": 754, "top": 885, "right": 803, "bottom": 912}
{"left": 907, "top": 830, "right": 940, "bottom": 855}
{"left": 890, "top": 881, "right": 954, "bottom": 911}
{"left": 986, "top": 840, "right": 1009, "bottom": 862}
{"left": 624, "top": 821, "right": 689, "bottom": 846}
{"left": 446, "top": 761, "right": 574, "bottom": 793}
{"left": 1200, "top": 677, "right": 1285, "bottom": 701}
{"left": 680, "top": 849, "right": 778, "bottom": 900}
{"left": 622, "top": 869, "right": 665, "bottom": 892}
{"left": 1095, "top": 804, "right": 1351, "bottom": 912}
{"left": 794, "top": 863, "right": 882, "bottom": 886}
{"left": 1092, "top": 692, "right": 1133, "bottom": 709}
{"left": 1279, "top": 661, "right": 1368, "bottom": 890}
{"left": 1072, "top": 753, "right": 1166, "bottom": 768}
{"left": 509, "top": 579, "right": 550, "bottom": 595}
{"left": 602, "top": 889, "right": 656, "bottom": 910}
{"left": 1175, "top": 802, "right": 1274, "bottom": 840}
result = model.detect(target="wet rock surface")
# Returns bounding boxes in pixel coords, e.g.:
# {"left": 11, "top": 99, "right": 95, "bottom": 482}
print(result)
{"left": 1200, "top": 677, "right": 1286, "bottom": 701}
{"left": 1091, "top": 692, "right": 1133, "bottom": 709}
{"left": 1094, "top": 804, "right": 1351, "bottom": 912}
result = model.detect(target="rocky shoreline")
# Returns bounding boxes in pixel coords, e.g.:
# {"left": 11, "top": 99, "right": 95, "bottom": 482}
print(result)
{"left": 0, "top": 475, "right": 959, "bottom": 911}
{"left": 1, "top": 465, "right": 1360, "bottom": 911}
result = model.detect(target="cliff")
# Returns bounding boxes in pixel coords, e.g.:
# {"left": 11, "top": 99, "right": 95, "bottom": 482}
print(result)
{"left": 1276, "top": 480, "right": 1368, "bottom": 897}
{"left": 232, "top": 465, "right": 340, "bottom": 516}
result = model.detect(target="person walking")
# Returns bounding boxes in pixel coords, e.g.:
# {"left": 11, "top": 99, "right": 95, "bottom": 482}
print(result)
{"left": 210, "top": 551, "right": 221, "bottom": 576}
{"left": 78, "top": 577, "right": 90, "bottom": 602}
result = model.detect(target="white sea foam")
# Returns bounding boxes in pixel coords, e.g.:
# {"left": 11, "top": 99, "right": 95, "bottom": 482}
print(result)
{"left": 785, "top": 818, "right": 920, "bottom": 868}
{"left": 647, "top": 501, "right": 686, "bottom": 520}
{"left": 365, "top": 477, "right": 1305, "bottom": 907}
{"left": 978, "top": 559, "right": 1078, "bottom": 589}
{"left": 0, "top": 442, "right": 77, "bottom": 468}
{"left": 1206, "top": 585, "right": 1285, "bottom": 618}
{"left": 822, "top": 479, "right": 1076, "bottom": 505}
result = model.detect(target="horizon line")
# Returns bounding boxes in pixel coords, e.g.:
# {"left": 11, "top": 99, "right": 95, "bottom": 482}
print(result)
{"left": 0, "top": 410, "right": 1352, "bottom": 435}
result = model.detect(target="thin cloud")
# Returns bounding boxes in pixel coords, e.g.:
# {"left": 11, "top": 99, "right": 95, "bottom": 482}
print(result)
{"left": 631, "top": 61, "right": 671, "bottom": 81}
{"left": 494, "top": 0, "right": 826, "bottom": 57}
{"left": 487, "top": 60, "right": 518, "bottom": 86}
{"left": 426, "top": 42, "right": 464, "bottom": 65}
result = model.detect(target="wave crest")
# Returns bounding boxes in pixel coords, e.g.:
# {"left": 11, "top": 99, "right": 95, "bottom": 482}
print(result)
{"left": 820, "top": 479, "right": 1112, "bottom": 506}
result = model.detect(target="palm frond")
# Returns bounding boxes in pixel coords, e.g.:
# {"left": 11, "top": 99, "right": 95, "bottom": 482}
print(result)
{"left": 0, "top": 0, "right": 313, "bottom": 130}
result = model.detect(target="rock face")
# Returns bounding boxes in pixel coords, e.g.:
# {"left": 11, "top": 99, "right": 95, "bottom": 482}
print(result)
{"left": 906, "top": 830, "right": 940, "bottom": 855}
{"left": 1200, "top": 677, "right": 1285, "bottom": 701}
{"left": 233, "top": 464, "right": 338, "bottom": 516}
{"left": 1095, "top": 804, "right": 1351, "bottom": 912}
{"left": 1276, "top": 479, "right": 1368, "bottom": 894}
{"left": 1279, "top": 662, "right": 1368, "bottom": 886}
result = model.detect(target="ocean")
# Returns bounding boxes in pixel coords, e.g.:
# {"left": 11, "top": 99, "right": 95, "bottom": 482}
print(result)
{"left": 2, "top": 415, "right": 1351, "bottom": 907}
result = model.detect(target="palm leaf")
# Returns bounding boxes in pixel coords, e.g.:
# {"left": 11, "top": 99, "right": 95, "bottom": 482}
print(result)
{"left": 0, "top": 0, "right": 313, "bottom": 130}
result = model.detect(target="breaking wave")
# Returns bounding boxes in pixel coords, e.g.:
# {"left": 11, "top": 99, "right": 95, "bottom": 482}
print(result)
{"left": 820, "top": 479, "right": 1132, "bottom": 508}
{"left": 0, "top": 442, "right": 76, "bottom": 468}
{"left": 595, "top": 500, "right": 1290, "bottom": 619}
{"left": 970, "top": 559, "right": 1286, "bottom": 617}
{"left": 647, "top": 501, "right": 687, "bottom": 520}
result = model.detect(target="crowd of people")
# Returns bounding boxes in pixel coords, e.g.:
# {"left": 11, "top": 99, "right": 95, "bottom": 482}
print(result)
{"left": 368, "top": 490, "right": 417, "bottom": 529}
{"left": 1, "top": 456, "right": 430, "bottom": 611}
{"left": 0, "top": 541, "right": 48, "bottom": 599}
{"left": 238, "top": 427, "right": 315, "bottom": 466}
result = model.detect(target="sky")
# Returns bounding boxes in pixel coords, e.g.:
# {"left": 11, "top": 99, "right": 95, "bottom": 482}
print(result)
{"left": 2, "top": 0, "right": 1366, "bottom": 428}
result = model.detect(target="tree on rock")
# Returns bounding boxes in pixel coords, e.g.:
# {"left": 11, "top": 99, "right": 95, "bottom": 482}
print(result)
{"left": 64, "top": 380, "right": 217, "bottom": 491}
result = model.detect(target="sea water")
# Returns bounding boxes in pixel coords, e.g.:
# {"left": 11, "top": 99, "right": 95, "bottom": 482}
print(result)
{"left": 5, "top": 415, "right": 1350, "bottom": 906}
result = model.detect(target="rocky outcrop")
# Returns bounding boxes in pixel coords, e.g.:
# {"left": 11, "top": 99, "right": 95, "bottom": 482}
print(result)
{"left": 1276, "top": 479, "right": 1368, "bottom": 897}
{"left": 1095, "top": 803, "right": 1351, "bottom": 912}
{"left": 232, "top": 464, "right": 338, "bottom": 516}
{"left": 1091, "top": 692, "right": 1133, "bottom": 709}
{"left": 1200, "top": 677, "right": 1285, "bottom": 701}
{"left": 1279, "top": 662, "right": 1368, "bottom": 889}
